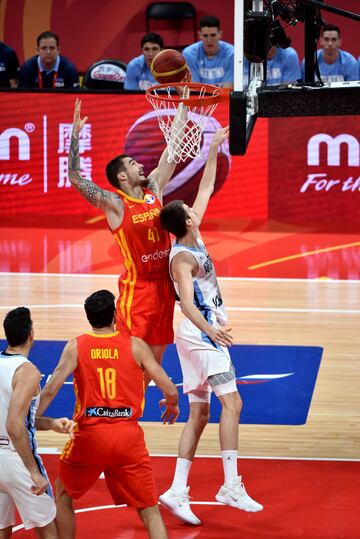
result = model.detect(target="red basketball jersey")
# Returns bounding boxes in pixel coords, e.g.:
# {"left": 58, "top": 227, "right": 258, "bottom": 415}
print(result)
{"left": 73, "top": 331, "right": 145, "bottom": 425}
{"left": 112, "top": 188, "right": 171, "bottom": 278}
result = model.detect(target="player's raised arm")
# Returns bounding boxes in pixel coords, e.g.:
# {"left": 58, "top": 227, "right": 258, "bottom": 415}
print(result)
{"left": 192, "top": 126, "right": 229, "bottom": 223}
{"left": 68, "top": 99, "right": 123, "bottom": 215}
{"left": 148, "top": 75, "right": 190, "bottom": 199}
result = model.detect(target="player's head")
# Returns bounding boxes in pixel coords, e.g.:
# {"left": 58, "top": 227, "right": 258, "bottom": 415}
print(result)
{"left": 320, "top": 24, "right": 341, "bottom": 55}
{"left": 3, "top": 307, "right": 33, "bottom": 347}
{"left": 106, "top": 154, "right": 148, "bottom": 190}
{"left": 141, "top": 33, "right": 164, "bottom": 68}
{"left": 160, "top": 200, "right": 189, "bottom": 238}
{"left": 37, "top": 31, "right": 60, "bottom": 68}
{"left": 84, "top": 290, "right": 116, "bottom": 329}
{"left": 199, "top": 16, "right": 222, "bottom": 57}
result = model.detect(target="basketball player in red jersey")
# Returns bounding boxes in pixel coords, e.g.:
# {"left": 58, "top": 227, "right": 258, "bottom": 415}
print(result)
{"left": 68, "top": 97, "right": 188, "bottom": 376}
{"left": 37, "top": 289, "right": 179, "bottom": 539}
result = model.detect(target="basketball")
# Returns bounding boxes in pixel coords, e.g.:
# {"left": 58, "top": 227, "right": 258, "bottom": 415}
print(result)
{"left": 151, "top": 49, "right": 188, "bottom": 84}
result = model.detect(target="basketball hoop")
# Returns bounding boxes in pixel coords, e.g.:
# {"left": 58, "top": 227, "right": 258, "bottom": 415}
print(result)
{"left": 146, "top": 82, "right": 229, "bottom": 163}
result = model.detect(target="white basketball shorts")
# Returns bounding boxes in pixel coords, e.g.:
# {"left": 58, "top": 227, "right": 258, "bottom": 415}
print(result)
{"left": 175, "top": 317, "right": 233, "bottom": 394}
{"left": 0, "top": 450, "right": 56, "bottom": 530}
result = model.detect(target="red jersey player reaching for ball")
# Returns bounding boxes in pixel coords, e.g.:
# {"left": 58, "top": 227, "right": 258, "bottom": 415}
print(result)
{"left": 68, "top": 96, "right": 188, "bottom": 377}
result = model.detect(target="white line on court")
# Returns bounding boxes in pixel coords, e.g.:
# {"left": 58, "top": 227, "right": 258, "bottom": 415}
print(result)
{"left": 1, "top": 272, "right": 360, "bottom": 284}
{"left": 12, "top": 501, "right": 223, "bottom": 532}
{"left": 37, "top": 448, "right": 360, "bottom": 462}
{"left": 1, "top": 304, "right": 359, "bottom": 314}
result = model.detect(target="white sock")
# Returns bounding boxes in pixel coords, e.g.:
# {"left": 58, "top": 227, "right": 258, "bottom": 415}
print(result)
{"left": 171, "top": 458, "right": 192, "bottom": 491}
{"left": 221, "top": 450, "right": 238, "bottom": 486}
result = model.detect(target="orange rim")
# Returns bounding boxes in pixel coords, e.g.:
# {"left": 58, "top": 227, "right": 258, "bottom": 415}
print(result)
{"left": 146, "top": 82, "right": 230, "bottom": 107}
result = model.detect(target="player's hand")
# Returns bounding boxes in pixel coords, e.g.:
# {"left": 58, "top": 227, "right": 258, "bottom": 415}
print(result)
{"left": 207, "top": 326, "right": 233, "bottom": 347}
{"left": 174, "top": 68, "right": 192, "bottom": 97}
{"left": 72, "top": 98, "right": 88, "bottom": 134}
{"left": 30, "top": 470, "right": 48, "bottom": 496}
{"left": 182, "top": 68, "right": 192, "bottom": 84}
{"left": 51, "top": 417, "right": 76, "bottom": 439}
{"left": 159, "top": 398, "right": 179, "bottom": 425}
{"left": 212, "top": 126, "right": 229, "bottom": 148}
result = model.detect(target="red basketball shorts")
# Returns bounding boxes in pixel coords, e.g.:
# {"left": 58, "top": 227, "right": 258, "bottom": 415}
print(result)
{"left": 59, "top": 422, "right": 158, "bottom": 508}
{"left": 116, "top": 276, "right": 175, "bottom": 345}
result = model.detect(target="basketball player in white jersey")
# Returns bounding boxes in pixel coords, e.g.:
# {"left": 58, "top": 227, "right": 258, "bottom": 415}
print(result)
{"left": 159, "top": 126, "right": 263, "bottom": 525}
{"left": 0, "top": 307, "right": 73, "bottom": 538}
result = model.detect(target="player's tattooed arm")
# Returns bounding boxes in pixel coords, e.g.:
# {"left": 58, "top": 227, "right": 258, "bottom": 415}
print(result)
{"left": 147, "top": 178, "right": 161, "bottom": 199}
{"left": 67, "top": 98, "right": 123, "bottom": 215}
{"left": 68, "top": 132, "right": 119, "bottom": 210}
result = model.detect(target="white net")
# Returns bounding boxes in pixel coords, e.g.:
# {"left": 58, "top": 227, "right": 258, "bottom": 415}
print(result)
{"left": 146, "top": 84, "right": 221, "bottom": 163}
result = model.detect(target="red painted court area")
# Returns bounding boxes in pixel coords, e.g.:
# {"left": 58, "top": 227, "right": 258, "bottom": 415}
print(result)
{"left": 2, "top": 222, "right": 360, "bottom": 279}
{"left": 13, "top": 455, "right": 360, "bottom": 538}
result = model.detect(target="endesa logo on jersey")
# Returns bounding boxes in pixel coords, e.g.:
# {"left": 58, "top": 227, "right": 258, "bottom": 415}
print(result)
{"left": 141, "top": 248, "right": 170, "bottom": 263}
{"left": 269, "top": 116, "right": 360, "bottom": 224}
{"left": 3, "top": 339, "right": 322, "bottom": 426}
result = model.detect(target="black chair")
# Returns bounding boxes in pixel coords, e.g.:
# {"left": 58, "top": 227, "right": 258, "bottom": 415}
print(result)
{"left": 145, "top": 2, "right": 197, "bottom": 51}
{"left": 82, "top": 59, "right": 127, "bottom": 89}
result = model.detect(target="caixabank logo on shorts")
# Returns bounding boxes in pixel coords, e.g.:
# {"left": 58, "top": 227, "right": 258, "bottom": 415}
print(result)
{"left": 85, "top": 407, "right": 132, "bottom": 418}
{"left": 6, "top": 340, "right": 323, "bottom": 427}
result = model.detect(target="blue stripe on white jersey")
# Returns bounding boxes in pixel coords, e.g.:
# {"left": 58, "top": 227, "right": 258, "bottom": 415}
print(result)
{"left": 169, "top": 237, "right": 227, "bottom": 327}
{"left": 26, "top": 396, "right": 53, "bottom": 498}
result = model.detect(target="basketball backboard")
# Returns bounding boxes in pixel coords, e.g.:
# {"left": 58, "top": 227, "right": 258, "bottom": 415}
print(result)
{"left": 230, "top": 0, "right": 360, "bottom": 155}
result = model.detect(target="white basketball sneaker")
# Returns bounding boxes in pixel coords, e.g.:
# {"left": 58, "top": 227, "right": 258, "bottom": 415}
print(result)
{"left": 215, "top": 477, "right": 263, "bottom": 512}
{"left": 159, "top": 486, "right": 201, "bottom": 526}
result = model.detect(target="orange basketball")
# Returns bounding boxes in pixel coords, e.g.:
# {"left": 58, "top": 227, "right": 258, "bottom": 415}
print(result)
{"left": 151, "top": 49, "right": 188, "bottom": 84}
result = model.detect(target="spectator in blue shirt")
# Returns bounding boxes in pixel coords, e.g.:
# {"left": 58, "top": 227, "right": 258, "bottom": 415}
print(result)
{"left": 0, "top": 41, "right": 19, "bottom": 87}
{"left": 182, "top": 15, "right": 234, "bottom": 88}
{"left": 124, "top": 33, "right": 164, "bottom": 90}
{"left": 243, "top": 45, "right": 300, "bottom": 87}
{"left": 18, "top": 31, "right": 79, "bottom": 89}
{"left": 301, "top": 24, "right": 358, "bottom": 83}
{"left": 266, "top": 46, "right": 301, "bottom": 85}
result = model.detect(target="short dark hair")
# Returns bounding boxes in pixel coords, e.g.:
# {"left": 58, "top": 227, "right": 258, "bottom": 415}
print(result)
{"left": 105, "top": 154, "right": 130, "bottom": 189}
{"left": 37, "top": 31, "right": 60, "bottom": 47}
{"left": 321, "top": 24, "right": 340, "bottom": 37}
{"left": 3, "top": 307, "right": 33, "bottom": 347}
{"left": 199, "top": 16, "right": 220, "bottom": 30}
{"left": 160, "top": 200, "right": 188, "bottom": 238}
{"left": 84, "top": 290, "right": 115, "bottom": 329}
{"left": 141, "top": 33, "right": 164, "bottom": 49}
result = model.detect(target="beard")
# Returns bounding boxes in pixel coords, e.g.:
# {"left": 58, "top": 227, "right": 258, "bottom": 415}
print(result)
{"left": 140, "top": 177, "right": 150, "bottom": 187}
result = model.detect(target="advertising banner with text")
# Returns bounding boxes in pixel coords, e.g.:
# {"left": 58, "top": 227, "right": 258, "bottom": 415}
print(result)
{"left": 269, "top": 116, "right": 360, "bottom": 226}
{"left": 0, "top": 92, "right": 268, "bottom": 226}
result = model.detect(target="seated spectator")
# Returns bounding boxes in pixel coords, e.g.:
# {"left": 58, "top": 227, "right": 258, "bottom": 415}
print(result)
{"left": 266, "top": 45, "right": 301, "bottom": 85}
{"left": 124, "top": 33, "right": 164, "bottom": 90}
{"left": 243, "top": 45, "right": 300, "bottom": 87}
{"left": 301, "top": 24, "right": 358, "bottom": 83}
{"left": 182, "top": 15, "right": 234, "bottom": 88}
{"left": 18, "top": 31, "right": 79, "bottom": 89}
{"left": 0, "top": 40, "right": 19, "bottom": 87}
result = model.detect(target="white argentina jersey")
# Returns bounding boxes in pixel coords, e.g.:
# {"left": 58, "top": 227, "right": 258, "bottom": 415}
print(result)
{"left": 169, "top": 237, "right": 227, "bottom": 326}
{"left": 0, "top": 352, "right": 39, "bottom": 452}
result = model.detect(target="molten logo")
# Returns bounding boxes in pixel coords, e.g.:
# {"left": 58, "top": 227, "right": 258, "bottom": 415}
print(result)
{"left": 307, "top": 133, "right": 359, "bottom": 167}
{"left": 0, "top": 128, "right": 30, "bottom": 160}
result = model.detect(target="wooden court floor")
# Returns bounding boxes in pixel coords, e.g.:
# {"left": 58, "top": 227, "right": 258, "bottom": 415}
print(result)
{"left": 1, "top": 272, "right": 359, "bottom": 460}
